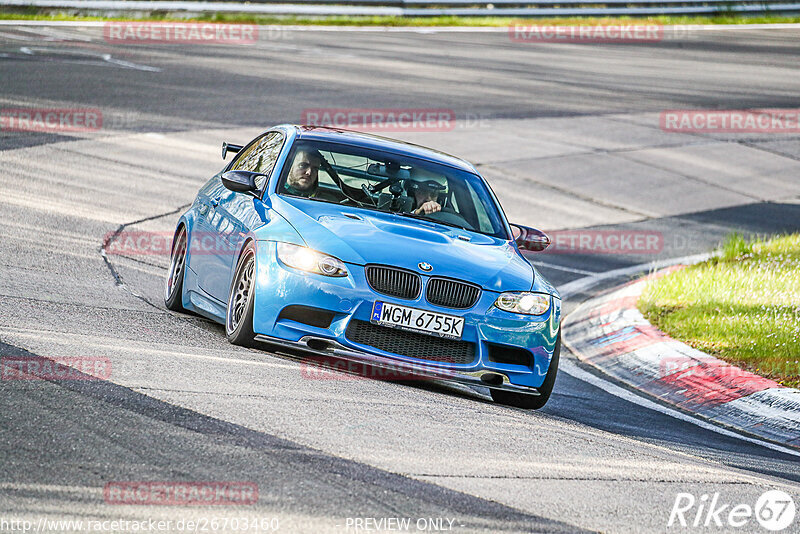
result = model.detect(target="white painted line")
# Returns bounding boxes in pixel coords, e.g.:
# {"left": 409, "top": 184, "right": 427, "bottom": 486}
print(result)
{"left": 264, "top": 23, "right": 800, "bottom": 31}
{"left": 0, "top": 30, "right": 57, "bottom": 40}
{"left": 673, "top": 23, "right": 800, "bottom": 30}
{"left": 560, "top": 359, "right": 800, "bottom": 458}
{"left": 558, "top": 252, "right": 710, "bottom": 299}
{"left": 102, "top": 53, "right": 161, "bottom": 72}
{"left": 529, "top": 260, "right": 599, "bottom": 276}
{"left": 0, "top": 20, "right": 107, "bottom": 27}
{"left": 1, "top": 20, "right": 800, "bottom": 31}
{"left": 0, "top": 327, "right": 300, "bottom": 371}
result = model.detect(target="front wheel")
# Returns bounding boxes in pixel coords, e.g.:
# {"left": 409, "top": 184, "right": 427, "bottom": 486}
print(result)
{"left": 491, "top": 332, "right": 561, "bottom": 410}
{"left": 164, "top": 226, "right": 188, "bottom": 312}
{"left": 226, "top": 242, "right": 257, "bottom": 347}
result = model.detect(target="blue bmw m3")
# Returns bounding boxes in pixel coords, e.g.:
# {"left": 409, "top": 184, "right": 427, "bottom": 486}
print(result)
{"left": 165, "top": 125, "right": 562, "bottom": 409}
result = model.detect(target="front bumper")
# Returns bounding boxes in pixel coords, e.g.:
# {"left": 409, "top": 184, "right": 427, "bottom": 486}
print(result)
{"left": 252, "top": 241, "right": 561, "bottom": 391}
{"left": 253, "top": 333, "right": 542, "bottom": 395}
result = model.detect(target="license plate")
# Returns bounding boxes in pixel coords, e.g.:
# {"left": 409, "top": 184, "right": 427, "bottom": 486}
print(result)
{"left": 370, "top": 301, "right": 464, "bottom": 340}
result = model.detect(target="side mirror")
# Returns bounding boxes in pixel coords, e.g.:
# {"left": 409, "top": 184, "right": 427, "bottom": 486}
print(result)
{"left": 221, "top": 170, "right": 263, "bottom": 193}
{"left": 510, "top": 224, "right": 550, "bottom": 252}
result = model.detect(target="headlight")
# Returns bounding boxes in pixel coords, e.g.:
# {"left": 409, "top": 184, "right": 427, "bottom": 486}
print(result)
{"left": 494, "top": 292, "right": 550, "bottom": 315}
{"left": 276, "top": 243, "right": 348, "bottom": 277}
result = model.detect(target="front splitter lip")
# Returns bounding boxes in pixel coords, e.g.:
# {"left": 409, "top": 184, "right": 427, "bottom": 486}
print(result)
{"left": 253, "top": 333, "right": 541, "bottom": 396}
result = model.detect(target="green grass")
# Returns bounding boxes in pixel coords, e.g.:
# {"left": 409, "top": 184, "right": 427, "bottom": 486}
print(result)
{"left": 2, "top": 10, "right": 800, "bottom": 26}
{"left": 638, "top": 233, "right": 800, "bottom": 389}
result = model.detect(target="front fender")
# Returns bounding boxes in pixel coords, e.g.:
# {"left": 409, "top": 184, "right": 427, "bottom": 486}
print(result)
{"left": 530, "top": 264, "right": 560, "bottom": 300}
{"left": 252, "top": 208, "right": 306, "bottom": 247}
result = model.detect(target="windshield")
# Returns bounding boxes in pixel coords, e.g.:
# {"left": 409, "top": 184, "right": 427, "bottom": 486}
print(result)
{"left": 276, "top": 140, "right": 508, "bottom": 238}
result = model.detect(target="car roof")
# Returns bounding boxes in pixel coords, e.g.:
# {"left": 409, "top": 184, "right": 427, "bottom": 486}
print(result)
{"left": 290, "top": 125, "right": 478, "bottom": 174}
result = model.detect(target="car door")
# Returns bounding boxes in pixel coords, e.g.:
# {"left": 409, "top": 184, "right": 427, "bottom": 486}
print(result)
{"left": 191, "top": 175, "right": 228, "bottom": 302}
{"left": 199, "top": 131, "right": 286, "bottom": 302}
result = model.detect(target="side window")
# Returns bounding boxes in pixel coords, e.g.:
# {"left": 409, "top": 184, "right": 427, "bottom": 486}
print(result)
{"left": 231, "top": 132, "right": 284, "bottom": 190}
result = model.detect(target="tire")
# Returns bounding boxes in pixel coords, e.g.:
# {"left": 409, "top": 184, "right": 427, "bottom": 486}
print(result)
{"left": 491, "top": 331, "right": 561, "bottom": 410}
{"left": 164, "top": 225, "right": 188, "bottom": 312}
{"left": 226, "top": 242, "right": 257, "bottom": 347}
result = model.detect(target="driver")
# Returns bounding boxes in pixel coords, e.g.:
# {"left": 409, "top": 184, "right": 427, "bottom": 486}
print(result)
{"left": 405, "top": 168, "right": 447, "bottom": 215}
{"left": 284, "top": 149, "right": 323, "bottom": 198}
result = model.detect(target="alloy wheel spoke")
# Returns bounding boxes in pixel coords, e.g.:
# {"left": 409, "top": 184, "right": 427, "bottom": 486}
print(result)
{"left": 228, "top": 255, "right": 253, "bottom": 332}
{"left": 167, "top": 232, "right": 186, "bottom": 298}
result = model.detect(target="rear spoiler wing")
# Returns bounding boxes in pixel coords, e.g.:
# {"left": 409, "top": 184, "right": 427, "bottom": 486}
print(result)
{"left": 222, "top": 142, "right": 243, "bottom": 160}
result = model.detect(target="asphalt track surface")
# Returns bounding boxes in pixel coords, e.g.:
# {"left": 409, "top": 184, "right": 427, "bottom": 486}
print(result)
{"left": 1, "top": 24, "right": 800, "bottom": 533}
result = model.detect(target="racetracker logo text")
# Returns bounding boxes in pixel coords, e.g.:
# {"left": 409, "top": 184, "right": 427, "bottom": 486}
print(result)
{"left": 660, "top": 109, "right": 800, "bottom": 133}
{"left": 0, "top": 108, "right": 102, "bottom": 132}
{"left": 1, "top": 356, "right": 111, "bottom": 381}
{"left": 104, "top": 482, "right": 258, "bottom": 505}
{"left": 104, "top": 231, "right": 239, "bottom": 256}
{"left": 103, "top": 22, "right": 259, "bottom": 45}
{"left": 544, "top": 230, "right": 663, "bottom": 254}
{"left": 300, "top": 357, "right": 443, "bottom": 381}
{"left": 301, "top": 109, "right": 456, "bottom": 132}
{"left": 509, "top": 24, "right": 663, "bottom": 43}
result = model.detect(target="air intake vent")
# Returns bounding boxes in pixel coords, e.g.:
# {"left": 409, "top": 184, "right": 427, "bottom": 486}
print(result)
{"left": 365, "top": 265, "right": 421, "bottom": 300}
{"left": 426, "top": 277, "right": 481, "bottom": 309}
{"left": 277, "top": 305, "right": 335, "bottom": 329}
{"left": 487, "top": 343, "right": 532, "bottom": 367}
{"left": 345, "top": 320, "right": 475, "bottom": 364}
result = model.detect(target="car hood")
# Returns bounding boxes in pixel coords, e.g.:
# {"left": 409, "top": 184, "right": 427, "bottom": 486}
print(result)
{"left": 269, "top": 197, "right": 534, "bottom": 292}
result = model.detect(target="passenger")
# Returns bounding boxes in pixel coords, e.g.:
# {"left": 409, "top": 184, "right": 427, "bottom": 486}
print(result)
{"left": 285, "top": 149, "right": 323, "bottom": 197}
{"left": 405, "top": 168, "right": 447, "bottom": 215}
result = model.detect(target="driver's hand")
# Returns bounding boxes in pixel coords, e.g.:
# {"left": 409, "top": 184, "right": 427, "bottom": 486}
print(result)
{"left": 414, "top": 201, "right": 441, "bottom": 215}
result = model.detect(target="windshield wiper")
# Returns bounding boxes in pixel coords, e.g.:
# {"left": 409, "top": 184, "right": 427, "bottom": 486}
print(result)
{"left": 394, "top": 211, "right": 470, "bottom": 232}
